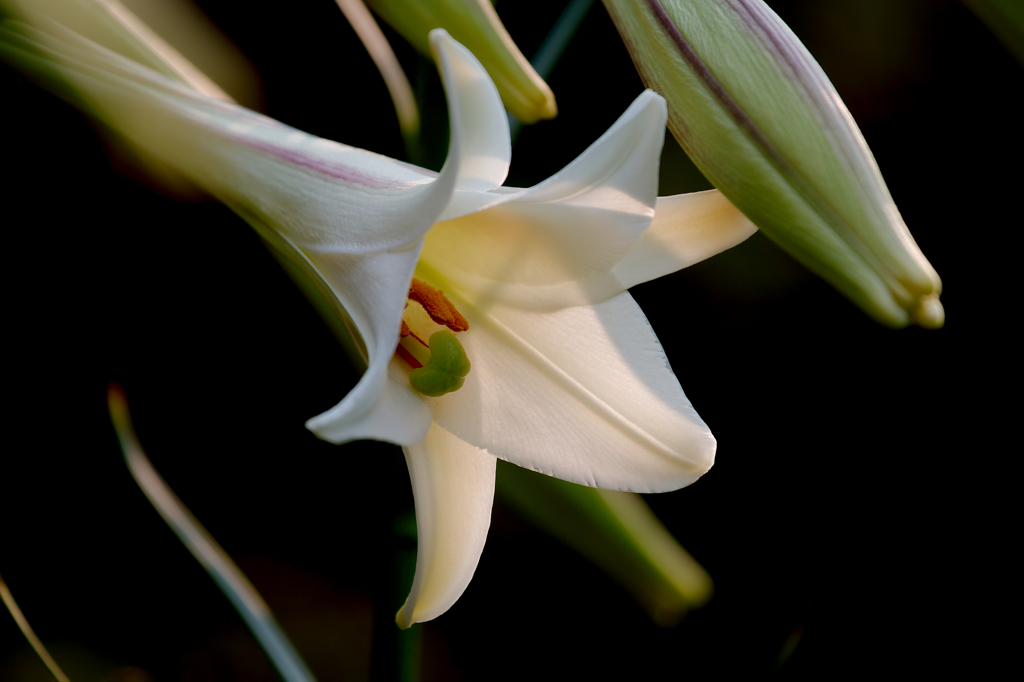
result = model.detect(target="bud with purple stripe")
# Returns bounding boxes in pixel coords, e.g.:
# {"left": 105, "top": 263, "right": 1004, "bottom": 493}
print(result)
{"left": 604, "top": 0, "right": 943, "bottom": 328}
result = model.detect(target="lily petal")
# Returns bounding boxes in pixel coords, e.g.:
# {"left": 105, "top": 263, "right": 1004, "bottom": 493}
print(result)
{"left": 304, "top": 247, "right": 434, "bottom": 446}
{"left": 4, "top": 1, "right": 731, "bottom": 631}
{"left": 306, "top": 29, "right": 514, "bottom": 443}
{"left": 430, "top": 28, "right": 510, "bottom": 193}
{"left": 612, "top": 190, "right": 758, "bottom": 289}
{"left": 430, "top": 290, "right": 715, "bottom": 493}
{"left": 0, "top": 19, "right": 522, "bottom": 447}
{"left": 0, "top": 20, "right": 456, "bottom": 254}
{"left": 424, "top": 90, "right": 668, "bottom": 310}
{"left": 397, "top": 423, "right": 496, "bottom": 628}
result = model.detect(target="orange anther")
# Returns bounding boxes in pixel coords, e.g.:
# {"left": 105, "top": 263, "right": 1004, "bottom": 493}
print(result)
{"left": 408, "top": 278, "right": 469, "bottom": 332}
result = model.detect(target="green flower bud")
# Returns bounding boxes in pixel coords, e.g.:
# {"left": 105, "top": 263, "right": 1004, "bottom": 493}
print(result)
{"left": 365, "top": 0, "right": 557, "bottom": 123}
{"left": 603, "top": 0, "right": 943, "bottom": 328}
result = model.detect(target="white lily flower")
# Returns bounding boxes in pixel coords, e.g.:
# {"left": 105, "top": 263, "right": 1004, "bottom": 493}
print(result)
{"left": 0, "top": 11, "right": 757, "bottom": 627}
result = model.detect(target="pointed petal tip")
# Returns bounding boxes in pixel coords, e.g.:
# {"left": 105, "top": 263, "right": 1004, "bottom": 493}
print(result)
{"left": 639, "top": 87, "right": 667, "bottom": 107}
{"left": 674, "top": 432, "right": 716, "bottom": 490}
{"left": 395, "top": 605, "right": 415, "bottom": 629}
{"left": 396, "top": 427, "right": 495, "bottom": 628}
{"left": 302, "top": 367, "right": 434, "bottom": 448}
{"left": 615, "top": 89, "right": 667, "bottom": 130}
{"left": 635, "top": 430, "right": 716, "bottom": 493}
{"left": 429, "top": 27, "right": 511, "bottom": 192}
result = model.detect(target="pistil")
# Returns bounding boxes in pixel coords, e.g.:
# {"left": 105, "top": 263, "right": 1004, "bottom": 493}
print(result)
{"left": 395, "top": 278, "right": 472, "bottom": 396}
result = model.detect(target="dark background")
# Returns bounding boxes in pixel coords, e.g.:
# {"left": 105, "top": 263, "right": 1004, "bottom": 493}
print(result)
{"left": 1, "top": 0, "right": 1017, "bottom": 679}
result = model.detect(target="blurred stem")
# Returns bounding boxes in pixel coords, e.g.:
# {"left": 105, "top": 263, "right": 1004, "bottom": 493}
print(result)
{"left": 530, "top": 0, "right": 597, "bottom": 80}
{"left": 0, "top": 572, "right": 71, "bottom": 682}
{"left": 508, "top": 0, "right": 596, "bottom": 144}
{"left": 107, "top": 385, "right": 318, "bottom": 682}
{"left": 335, "top": 0, "right": 423, "bottom": 162}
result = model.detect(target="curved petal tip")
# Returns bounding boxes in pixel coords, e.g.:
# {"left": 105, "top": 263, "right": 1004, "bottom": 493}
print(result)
{"left": 429, "top": 28, "right": 511, "bottom": 192}
{"left": 396, "top": 425, "right": 496, "bottom": 627}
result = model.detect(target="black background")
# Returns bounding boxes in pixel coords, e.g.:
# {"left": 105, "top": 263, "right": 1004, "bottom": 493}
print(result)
{"left": 1, "top": 0, "right": 1017, "bottom": 679}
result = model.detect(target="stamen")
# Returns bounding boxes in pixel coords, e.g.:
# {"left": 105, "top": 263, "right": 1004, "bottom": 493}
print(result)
{"left": 408, "top": 278, "right": 469, "bottom": 332}
{"left": 395, "top": 343, "right": 423, "bottom": 369}
{"left": 394, "top": 279, "right": 471, "bottom": 388}
{"left": 395, "top": 304, "right": 432, "bottom": 368}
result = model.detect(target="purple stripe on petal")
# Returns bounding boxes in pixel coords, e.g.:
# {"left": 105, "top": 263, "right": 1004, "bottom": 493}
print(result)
{"left": 242, "top": 137, "right": 413, "bottom": 189}
{"left": 168, "top": 93, "right": 422, "bottom": 189}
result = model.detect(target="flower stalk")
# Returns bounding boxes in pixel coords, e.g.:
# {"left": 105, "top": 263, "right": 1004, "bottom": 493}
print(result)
{"left": 334, "top": 0, "right": 421, "bottom": 159}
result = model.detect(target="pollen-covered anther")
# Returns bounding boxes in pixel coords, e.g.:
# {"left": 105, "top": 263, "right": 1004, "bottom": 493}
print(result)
{"left": 408, "top": 278, "right": 469, "bottom": 332}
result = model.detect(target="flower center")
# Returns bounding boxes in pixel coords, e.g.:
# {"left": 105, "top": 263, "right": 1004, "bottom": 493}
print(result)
{"left": 396, "top": 278, "right": 471, "bottom": 397}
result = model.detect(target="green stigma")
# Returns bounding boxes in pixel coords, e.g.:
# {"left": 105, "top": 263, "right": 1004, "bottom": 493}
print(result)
{"left": 409, "top": 330, "right": 471, "bottom": 397}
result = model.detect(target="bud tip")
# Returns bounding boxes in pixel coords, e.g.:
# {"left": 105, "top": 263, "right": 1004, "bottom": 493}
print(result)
{"left": 911, "top": 295, "right": 945, "bottom": 330}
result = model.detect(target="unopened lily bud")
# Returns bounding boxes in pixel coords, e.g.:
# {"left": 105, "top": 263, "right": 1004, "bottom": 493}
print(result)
{"left": 603, "top": 0, "right": 943, "bottom": 328}
{"left": 364, "top": 0, "right": 557, "bottom": 123}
